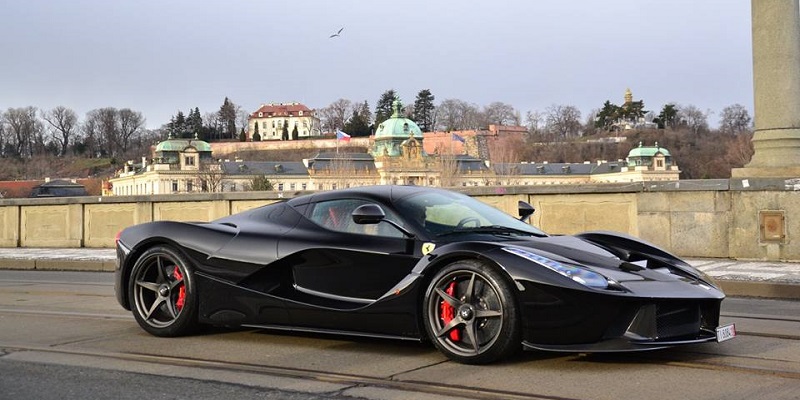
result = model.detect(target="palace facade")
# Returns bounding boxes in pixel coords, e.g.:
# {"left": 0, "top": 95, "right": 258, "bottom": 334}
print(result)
{"left": 108, "top": 101, "right": 679, "bottom": 196}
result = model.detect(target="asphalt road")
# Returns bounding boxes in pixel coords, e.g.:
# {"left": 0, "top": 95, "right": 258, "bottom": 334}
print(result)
{"left": 1, "top": 270, "right": 799, "bottom": 400}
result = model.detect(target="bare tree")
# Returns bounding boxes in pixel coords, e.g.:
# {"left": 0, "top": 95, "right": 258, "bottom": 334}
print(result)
{"left": 678, "top": 104, "right": 710, "bottom": 135}
{"left": 437, "top": 154, "right": 459, "bottom": 187}
{"left": 197, "top": 161, "right": 224, "bottom": 192}
{"left": 235, "top": 105, "right": 250, "bottom": 135}
{"left": 482, "top": 102, "right": 520, "bottom": 126}
{"left": 488, "top": 134, "right": 523, "bottom": 177}
{"left": 3, "top": 107, "right": 43, "bottom": 157}
{"left": 725, "top": 132, "right": 755, "bottom": 166}
{"left": 43, "top": 106, "right": 79, "bottom": 156}
{"left": 118, "top": 108, "right": 145, "bottom": 155}
{"left": 436, "top": 99, "right": 481, "bottom": 131}
{"left": 319, "top": 99, "right": 353, "bottom": 132}
{"left": 328, "top": 153, "right": 355, "bottom": 190}
{"left": 525, "top": 110, "right": 545, "bottom": 136}
{"left": 81, "top": 110, "right": 102, "bottom": 157}
{"left": 582, "top": 109, "right": 600, "bottom": 136}
{"left": 719, "top": 104, "right": 752, "bottom": 135}
{"left": 99, "top": 108, "right": 120, "bottom": 157}
{"left": 544, "top": 104, "right": 582, "bottom": 140}
{"left": 0, "top": 119, "right": 5, "bottom": 156}
{"left": 203, "top": 112, "right": 221, "bottom": 140}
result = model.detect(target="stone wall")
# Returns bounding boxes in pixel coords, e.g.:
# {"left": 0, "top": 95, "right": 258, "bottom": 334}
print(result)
{"left": 0, "top": 180, "right": 797, "bottom": 261}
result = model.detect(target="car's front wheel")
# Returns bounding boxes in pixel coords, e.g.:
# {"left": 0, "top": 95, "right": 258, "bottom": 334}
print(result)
{"left": 423, "top": 260, "right": 521, "bottom": 364}
{"left": 128, "top": 245, "right": 199, "bottom": 337}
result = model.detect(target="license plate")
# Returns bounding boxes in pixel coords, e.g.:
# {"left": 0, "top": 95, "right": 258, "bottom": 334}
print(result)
{"left": 716, "top": 324, "right": 736, "bottom": 342}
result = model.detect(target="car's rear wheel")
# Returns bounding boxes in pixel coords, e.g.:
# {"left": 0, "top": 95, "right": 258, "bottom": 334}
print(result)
{"left": 129, "top": 245, "right": 199, "bottom": 337}
{"left": 423, "top": 260, "right": 521, "bottom": 364}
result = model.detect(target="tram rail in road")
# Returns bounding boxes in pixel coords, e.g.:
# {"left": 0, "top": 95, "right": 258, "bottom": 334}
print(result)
{"left": 1, "top": 270, "right": 799, "bottom": 399}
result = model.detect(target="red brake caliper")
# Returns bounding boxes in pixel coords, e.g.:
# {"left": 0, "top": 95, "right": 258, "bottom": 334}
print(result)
{"left": 439, "top": 281, "right": 461, "bottom": 341}
{"left": 172, "top": 266, "right": 186, "bottom": 311}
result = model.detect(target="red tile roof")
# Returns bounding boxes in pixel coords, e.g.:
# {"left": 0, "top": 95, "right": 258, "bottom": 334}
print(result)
{"left": 251, "top": 102, "right": 313, "bottom": 118}
{"left": 0, "top": 180, "right": 42, "bottom": 198}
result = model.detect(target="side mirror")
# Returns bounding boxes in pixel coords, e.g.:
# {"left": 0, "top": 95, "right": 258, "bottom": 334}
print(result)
{"left": 352, "top": 203, "right": 415, "bottom": 238}
{"left": 352, "top": 204, "right": 385, "bottom": 224}
{"left": 518, "top": 201, "right": 535, "bottom": 222}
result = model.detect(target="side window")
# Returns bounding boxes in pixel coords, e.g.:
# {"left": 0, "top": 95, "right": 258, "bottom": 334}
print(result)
{"left": 309, "top": 199, "right": 403, "bottom": 238}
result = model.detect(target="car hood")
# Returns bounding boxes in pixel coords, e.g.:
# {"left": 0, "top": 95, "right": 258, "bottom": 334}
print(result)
{"left": 502, "top": 235, "right": 704, "bottom": 284}
{"left": 505, "top": 235, "right": 622, "bottom": 268}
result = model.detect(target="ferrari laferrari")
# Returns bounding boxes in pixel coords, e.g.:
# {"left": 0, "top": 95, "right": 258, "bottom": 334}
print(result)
{"left": 114, "top": 185, "right": 734, "bottom": 364}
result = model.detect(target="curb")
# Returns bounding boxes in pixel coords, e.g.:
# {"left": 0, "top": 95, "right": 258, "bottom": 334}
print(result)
{"left": 717, "top": 280, "right": 800, "bottom": 300}
{"left": 0, "top": 259, "right": 115, "bottom": 272}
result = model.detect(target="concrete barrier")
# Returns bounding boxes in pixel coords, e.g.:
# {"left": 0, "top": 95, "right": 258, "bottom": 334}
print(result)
{"left": 0, "top": 179, "right": 797, "bottom": 261}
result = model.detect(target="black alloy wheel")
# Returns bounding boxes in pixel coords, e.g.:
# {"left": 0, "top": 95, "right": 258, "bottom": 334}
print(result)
{"left": 129, "top": 245, "right": 199, "bottom": 337}
{"left": 423, "top": 260, "right": 521, "bottom": 364}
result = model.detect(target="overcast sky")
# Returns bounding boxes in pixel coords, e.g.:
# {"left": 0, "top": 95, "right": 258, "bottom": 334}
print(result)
{"left": 1, "top": 0, "right": 753, "bottom": 129}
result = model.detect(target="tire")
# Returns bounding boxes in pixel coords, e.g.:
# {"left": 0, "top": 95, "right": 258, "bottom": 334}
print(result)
{"left": 423, "top": 260, "right": 521, "bottom": 364}
{"left": 128, "top": 245, "right": 200, "bottom": 337}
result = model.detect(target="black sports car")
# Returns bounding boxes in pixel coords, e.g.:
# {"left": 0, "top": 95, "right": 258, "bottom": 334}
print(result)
{"left": 114, "top": 185, "right": 735, "bottom": 364}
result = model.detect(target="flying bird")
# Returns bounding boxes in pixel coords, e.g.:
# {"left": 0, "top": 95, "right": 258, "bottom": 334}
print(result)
{"left": 329, "top": 27, "right": 344, "bottom": 38}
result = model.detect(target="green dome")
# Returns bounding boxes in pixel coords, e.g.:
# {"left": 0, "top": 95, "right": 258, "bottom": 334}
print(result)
{"left": 627, "top": 142, "right": 671, "bottom": 158}
{"left": 374, "top": 99, "right": 423, "bottom": 139}
{"left": 155, "top": 138, "right": 212, "bottom": 153}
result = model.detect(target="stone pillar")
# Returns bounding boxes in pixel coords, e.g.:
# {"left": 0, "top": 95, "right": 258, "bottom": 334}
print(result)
{"left": 732, "top": 0, "right": 800, "bottom": 178}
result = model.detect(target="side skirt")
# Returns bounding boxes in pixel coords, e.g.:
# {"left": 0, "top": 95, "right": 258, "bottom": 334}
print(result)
{"left": 242, "top": 323, "right": 423, "bottom": 342}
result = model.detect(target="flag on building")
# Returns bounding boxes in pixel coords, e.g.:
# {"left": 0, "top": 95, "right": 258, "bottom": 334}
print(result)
{"left": 452, "top": 133, "right": 466, "bottom": 143}
{"left": 336, "top": 129, "right": 351, "bottom": 142}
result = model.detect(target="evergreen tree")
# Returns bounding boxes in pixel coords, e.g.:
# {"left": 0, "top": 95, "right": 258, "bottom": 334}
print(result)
{"left": 291, "top": 124, "right": 299, "bottom": 140}
{"left": 374, "top": 89, "right": 397, "bottom": 127}
{"left": 253, "top": 123, "right": 260, "bottom": 141}
{"left": 282, "top": 120, "right": 289, "bottom": 140}
{"left": 247, "top": 175, "right": 273, "bottom": 191}
{"left": 174, "top": 111, "right": 187, "bottom": 137}
{"left": 621, "top": 100, "right": 647, "bottom": 122}
{"left": 188, "top": 107, "right": 203, "bottom": 138}
{"left": 218, "top": 97, "right": 237, "bottom": 139}
{"left": 657, "top": 104, "right": 679, "bottom": 129}
{"left": 239, "top": 127, "right": 246, "bottom": 142}
{"left": 413, "top": 89, "right": 436, "bottom": 132}
{"left": 343, "top": 105, "right": 371, "bottom": 137}
{"left": 594, "top": 100, "right": 621, "bottom": 131}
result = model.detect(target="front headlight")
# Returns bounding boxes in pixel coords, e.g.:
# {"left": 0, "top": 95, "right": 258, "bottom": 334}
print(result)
{"left": 503, "top": 247, "right": 609, "bottom": 289}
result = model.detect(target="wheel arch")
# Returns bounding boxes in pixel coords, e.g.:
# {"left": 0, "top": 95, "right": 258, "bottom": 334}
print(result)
{"left": 118, "top": 237, "right": 189, "bottom": 310}
{"left": 412, "top": 247, "right": 522, "bottom": 339}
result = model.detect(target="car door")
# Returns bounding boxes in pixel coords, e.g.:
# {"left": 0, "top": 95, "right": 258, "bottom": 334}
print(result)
{"left": 278, "top": 198, "right": 420, "bottom": 304}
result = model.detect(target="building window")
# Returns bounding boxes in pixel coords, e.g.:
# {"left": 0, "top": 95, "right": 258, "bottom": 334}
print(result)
{"left": 301, "top": 183, "right": 307, "bottom": 190}
{"left": 172, "top": 180, "right": 178, "bottom": 192}
{"left": 185, "top": 156, "right": 195, "bottom": 166}
{"left": 230, "top": 183, "right": 236, "bottom": 192}
{"left": 656, "top": 159, "right": 664, "bottom": 168}
{"left": 262, "top": 121, "right": 267, "bottom": 129}
{"left": 278, "top": 183, "right": 284, "bottom": 191}
{"left": 187, "top": 180, "right": 193, "bottom": 192}
{"left": 290, "top": 183, "right": 296, "bottom": 190}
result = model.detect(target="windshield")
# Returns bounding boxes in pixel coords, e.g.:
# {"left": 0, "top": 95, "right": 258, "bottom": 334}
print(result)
{"left": 395, "top": 190, "right": 547, "bottom": 238}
